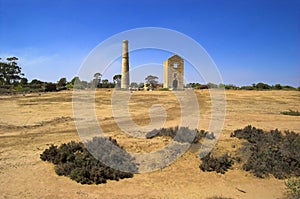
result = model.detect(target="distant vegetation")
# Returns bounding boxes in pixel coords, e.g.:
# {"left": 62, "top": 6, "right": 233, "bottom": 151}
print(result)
{"left": 1, "top": 56, "right": 299, "bottom": 94}
{"left": 281, "top": 110, "right": 300, "bottom": 116}
{"left": 40, "top": 137, "right": 137, "bottom": 184}
{"left": 187, "top": 82, "right": 300, "bottom": 91}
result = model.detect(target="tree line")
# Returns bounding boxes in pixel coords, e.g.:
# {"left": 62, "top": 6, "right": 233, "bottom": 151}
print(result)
{"left": 1, "top": 56, "right": 299, "bottom": 93}
{"left": 187, "top": 82, "right": 300, "bottom": 91}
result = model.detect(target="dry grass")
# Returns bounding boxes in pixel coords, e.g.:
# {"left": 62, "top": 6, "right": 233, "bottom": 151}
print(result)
{"left": 0, "top": 89, "right": 299, "bottom": 198}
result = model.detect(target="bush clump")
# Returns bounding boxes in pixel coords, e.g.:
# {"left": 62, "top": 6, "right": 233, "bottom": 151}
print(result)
{"left": 207, "top": 197, "right": 233, "bottom": 199}
{"left": 281, "top": 110, "right": 300, "bottom": 116}
{"left": 200, "top": 152, "right": 234, "bottom": 174}
{"left": 231, "top": 125, "right": 300, "bottom": 179}
{"left": 41, "top": 137, "right": 137, "bottom": 184}
{"left": 146, "top": 126, "right": 215, "bottom": 143}
{"left": 285, "top": 177, "right": 300, "bottom": 199}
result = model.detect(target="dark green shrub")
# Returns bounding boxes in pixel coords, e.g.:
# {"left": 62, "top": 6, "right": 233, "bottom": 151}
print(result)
{"left": 231, "top": 125, "right": 300, "bottom": 179}
{"left": 285, "top": 177, "right": 300, "bottom": 199}
{"left": 200, "top": 153, "right": 234, "bottom": 174}
{"left": 44, "top": 83, "right": 57, "bottom": 92}
{"left": 281, "top": 110, "right": 300, "bottom": 116}
{"left": 146, "top": 126, "right": 215, "bottom": 144}
{"left": 40, "top": 137, "right": 137, "bottom": 184}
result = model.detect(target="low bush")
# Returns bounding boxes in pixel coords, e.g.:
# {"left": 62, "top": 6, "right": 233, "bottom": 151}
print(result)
{"left": 146, "top": 126, "right": 215, "bottom": 144}
{"left": 285, "top": 177, "right": 300, "bottom": 199}
{"left": 200, "top": 153, "right": 234, "bottom": 174}
{"left": 207, "top": 197, "right": 233, "bottom": 199}
{"left": 281, "top": 110, "right": 300, "bottom": 116}
{"left": 231, "top": 125, "right": 300, "bottom": 179}
{"left": 41, "top": 137, "right": 137, "bottom": 184}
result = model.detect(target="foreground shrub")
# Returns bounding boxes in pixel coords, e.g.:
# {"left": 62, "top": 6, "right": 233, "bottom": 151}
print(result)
{"left": 146, "top": 126, "right": 215, "bottom": 143}
{"left": 281, "top": 110, "right": 300, "bottom": 116}
{"left": 200, "top": 153, "right": 234, "bottom": 174}
{"left": 207, "top": 197, "right": 233, "bottom": 199}
{"left": 285, "top": 177, "right": 300, "bottom": 199}
{"left": 41, "top": 137, "right": 137, "bottom": 184}
{"left": 231, "top": 125, "right": 300, "bottom": 179}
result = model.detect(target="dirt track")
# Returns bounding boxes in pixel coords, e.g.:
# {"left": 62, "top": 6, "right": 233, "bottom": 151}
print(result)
{"left": 0, "top": 89, "right": 299, "bottom": 199}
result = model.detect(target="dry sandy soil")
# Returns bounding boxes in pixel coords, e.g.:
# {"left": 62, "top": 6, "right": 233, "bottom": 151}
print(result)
{"left": 0, "top": 89, "right": 299, "bottom": 199}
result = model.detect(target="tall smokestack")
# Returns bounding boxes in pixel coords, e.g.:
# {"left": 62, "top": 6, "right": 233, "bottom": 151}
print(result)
{"left": 121, "top": 40, "right": 129, "bottom": 89}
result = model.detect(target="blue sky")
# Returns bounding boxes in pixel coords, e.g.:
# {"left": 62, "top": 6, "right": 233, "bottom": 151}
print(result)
{"left": 0, "top": 0, "right": 299, "bottom": 86}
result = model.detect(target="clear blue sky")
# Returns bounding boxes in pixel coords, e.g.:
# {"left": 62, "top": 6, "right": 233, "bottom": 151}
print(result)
{"left": 0, "top": 0, "right": 299, "bottom": 86}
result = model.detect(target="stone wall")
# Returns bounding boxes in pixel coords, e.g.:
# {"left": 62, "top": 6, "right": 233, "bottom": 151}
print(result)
{"left": 163, "top": 55, "right": 184, "bottom": 90}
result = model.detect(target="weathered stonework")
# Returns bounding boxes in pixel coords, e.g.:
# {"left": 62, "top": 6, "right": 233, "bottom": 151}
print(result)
{"left": 163, "top": 55, "right": 184, "bottom": 90}
{"left": 121, "top": 40, "right": 129, "bottom": 89}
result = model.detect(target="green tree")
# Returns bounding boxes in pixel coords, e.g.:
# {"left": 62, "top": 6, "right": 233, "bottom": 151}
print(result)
{"left": 102, "top": 79, "right": 108, "bottom": 84}
{"left": 274, "top": 84, "right": 282, "bottom": 90}
{"left": 93, "top": 73, "right": 102, "bottom": 88}
{"left": 207, "top": 82, "right": 218, "bottom": 89}
{"left": 282, "top": 85, "right": 296, "bottom": 90}
{"left": 81, "top": 81, "right": 88, "bottom": 88}
{"left": 57, "top": 77, "right": 67, "bottom": 89}
{"left": 138, "top": 82, "right": 144, "bottom": 88}
{"left": 113, "top": 74, "right": 122, "bottom": 88}
{"left": 145, "top": 75, "right": 158, "bottom": 88}
{"left": 20, "top": 77, "right": 28, "bottom": 86}
{"left": 44, "top": 83, "right": 57, "bottom": 92}
{"left": 0, "top": 57, "right": 24, "bottom": 85}
{"left": 30, "top": 79, "right": 44, "bottom": 85}
{"left": 71, "top": 76, "right": 80, "bottom": 85}
{"left": 256, "top": 82, "right": 271, "bottom": 90}
{"left": 70, "top": 76, "right": 82, "bottom": 89}
{"left": 130, "top": 82, "right": 138, "bottom": 88}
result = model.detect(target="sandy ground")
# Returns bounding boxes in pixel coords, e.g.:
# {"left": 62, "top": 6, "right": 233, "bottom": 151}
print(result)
{"left": 0, "top": 89, "right": 299, "bottom": 199}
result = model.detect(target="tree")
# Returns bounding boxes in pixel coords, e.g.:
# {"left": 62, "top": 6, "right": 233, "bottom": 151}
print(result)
{"left": 30, "top": 79, "right": 44, "bottom": 85}
{"left": 20, "top": 77, "right": 28, "bottom": 86}
{"left": 274, "top": 84, "right": 282, "bottom": 90}
{"left": 130, "top": 82, "right": 138, "bottom": 88}
{"left": 145, "top": 75, "right": 158, "bottom": 88}
{"left": 256, "top": 82, "right": 271, "bottom": 90}
{"left": 102, "top": 79, "right": 109, "bottom": 85}
{"left": 57, "top": 77, "right": 67, "bottom": 89}
{"left": 138, "top": 82, "right": 144, "bottom": 88}
{"left": 0, "top": 57, "right": 24, "bottom": 85}
{"left": 93, "top": 72, "right": 102, "bottom": 88}
{"left": 81, "top": 81, "right": 88, "bottom": 89}
{"left": 70, "top": 76, "right": 82, "bottom": 89}
{"left": 207, "top": 82, "right": 218, "bottom": 89}
{"left": 113, "top": 74, "right": 121, "bottom": 88}
{"left": 71, "top": 76, "right": 80, "bottom": 85}
{"left": 44, "top": 83, "right": 57, "bottom": 92}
